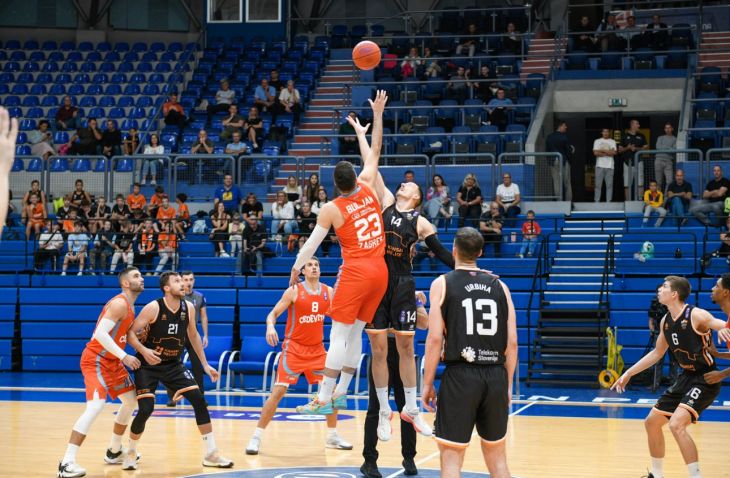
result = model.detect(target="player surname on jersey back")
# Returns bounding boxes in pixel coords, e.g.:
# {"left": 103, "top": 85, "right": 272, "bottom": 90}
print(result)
{"left": 345, "top": 195, "right": 374, "bottom": 215}
{"left": 465, "top": 283, "right": 492, "bottom": 293}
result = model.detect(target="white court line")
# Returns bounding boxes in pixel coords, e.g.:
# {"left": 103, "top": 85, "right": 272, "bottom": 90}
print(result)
{"left": 383, "top": 401, "right": 538, "bottom": 478}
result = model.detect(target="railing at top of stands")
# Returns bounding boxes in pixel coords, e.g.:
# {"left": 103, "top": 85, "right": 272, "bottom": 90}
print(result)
{"left": 631, "top": 148, "right": 703, "bottom": 201}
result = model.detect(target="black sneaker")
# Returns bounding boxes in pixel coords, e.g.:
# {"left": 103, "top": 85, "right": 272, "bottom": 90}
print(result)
{"left": 166, "top": 399, "right": 176, "bottom": 407}
{"left": 402, "top": 457, "right": 418, "bottom": 476}
{"left": 360, "top": 461, "right": 383, "bottom": 478}
{"left": 104, "top": 448, "right": 122, "bottom": 464}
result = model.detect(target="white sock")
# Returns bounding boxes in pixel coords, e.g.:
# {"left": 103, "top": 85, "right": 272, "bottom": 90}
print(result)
{"left": 327, "top": 427, "right": 337, "bottom": 438}
{"left": 202, "top": 432, "right": 217, "bottom": 454}
{"left": 109, "top": 432, "right": 123, "bottom": 453}
{"left": 651, "top": 457, "right": 664, "bottom": 478}
{"left": 253, "top": 427, "right": 264, "bottom": 439}
{"left": 334, "top": 371, "right": 354, "bottom": 396}
{"left": 404, "top": 386, "right": 417, "bottom": 411}
{"left": 128, "top": 438, "right": 139, "bottom": 451}
{"left": 376, "top": 387, "right": 391, "bottom": 412}
{"left": 317, "top": 376, "right": 337, "bottom": 403}
{"left": 687, "top": 462, "right": 701, "bottom": 478}
{"left": 63, "top": 443, "right": 79, "bottom": 464}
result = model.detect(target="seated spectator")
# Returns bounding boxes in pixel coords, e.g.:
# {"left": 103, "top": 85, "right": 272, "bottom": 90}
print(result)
{"left": 90, "top": 219, "right": 115, "bottom": 273}
{"left": 311, "top": 187, "right": 329, "bottom": 215}
{"left": 134, "top": 218, "right": 158, "bottom": 272}
{"left": 690, "top": 165, "right": 730, "bottom": 227}
{"left": 34, "top": 220, "right": 64, "bottom": 271}
{"left": 61, "top": 222, "right": 89, "bottom": 275}
{"left": 210, "top": 202, "right": 230, "bottom": 257}
{"left": 644, "top": 14, "right": 668, "bottom": 50}
{"left": 109, "top": 221, "right": 135, "bottom": 272}
{"left": 486, "top": 88, "right": 513, "bottom": 131}
{"left": 156, "top": 195, "right": 177, "bottom": 226}
{"left": 472, "top": 65, "right": 497, "bottom": 102}
{"left": 403, "top": 170, "right": 415, "bottom": 183}
{"left": 206, "top": 79, "right": 236, "bottom": 122}
{"left": 141, "top": 133, "right": 164, "bottom": 186}
{"left": 224, "top": 131, "right": 249, "bottom": 170}
{"left": 705, "top": 217, "right": 730, "bottom": 265}
{"left": 67, "top": 179, "right": 92, "bottom": 212}
{"left": 338, "top": 111, "right": 359, "bottom": 156}
{"left": 502, "top": 22, "right": 522, "bottom": 55}
{"left": 479, "top": 202, "right": 504, "bottom": 257}
{"left": 155, "top": 221, "right": 178, "bottom": 274}
{"left": 148, "top": 185, "right": 166, "bottom": 219}
{"left": 422, "top": 46, "right": 441, "bottom": 78}
{"left": 54, "top": 95, "right": 79, "bottom": 132}
{"left": 122, "top": 127, "right": 139, "bottom": 156}
{"left": 268, "top": 69, "right": 283, "bottom": 91}
{"left": 456, "top": 173, "right": 482, "bottom": 228}
{"left": 254, "top": 78, "right": 277, "bottom": 117}
{"left": 23, "top": 179, "right": 47, "bottom": 208}
{"left": 214, "top": 174, "right": 243, "bottom": 215}
{"left": 28, "top": 120, "right": 55, "bottom": 160}
{"left": 518, "top": 210, "right": 541, "bottom": 258}
{"left": 423, "top": 173, "right": 452, "bottom": 225}
{"left": 67, "top": 118, "right": 102, "bottom": 155}
{"left": 24, "top": 193, "right": 47, "bottom": 240}
{"left": 446, "top": 66, "right": 471, "bottom": 103}
{"left": 595, "top": 14, "right": 622, "bottom": 52}
{"left": 279, "top": 80, "right": 302, "bottom": 125}
{"left": 162, "top": 92, "right": 189, "bottom": 130}
{"left": 129, "top": 207, "right": 149, "bottom": 232}
{"left": 572, "top": 16, "right": 596, "bottom": 52}
{"left": 400, "top": 47, "right": 422, "bottom": 77}
{"left": 228, "top": 215, "right": 244, "bottom": 257}
{"left": 271, "top": 190, "right": 296, "bottom": 240}
{"left": 175, "top": 193, "right": 190, "bottom": 238}
{"left": 56, "top": 197, "right": 73, "bottom": 222}
{"left": 303, "top": 173, "right": 321, "bottom": 205}
{"left": 665, "top": 169, "right": 692, "bottom": 227}
{"left": 283, "top": 175, "right": 302, "bottom": 207}
{"left": 101, "top": 120, "right": 122, "bottom": 159}
{"left": 220, "top": 104, "right": 245, "bottom": 142}
{"left": 191, "top": 129, "right": 214, "bottom": 155}
{"left": 126, "top": 182, "right": 146, "bottom": 211}
{"left": 62, "top": 209, "right": 80, "bottom": 233}
{"left": 654, "top": 122, "right": 676, "bottom": 193}
{"left": 456, "top": 23, "right": 480, "bottom": 57}
{"left": 111, "top": 194, "right": 131, "bottom": 230}
{"left": 620, "top": 16, "right": 643, "bottom": 50}
{"left": 296, "top": 201, "right": 317, "bottom": 249}
{"left": 245, "top": 107, "right": 263, "bottom": 150}
{"left": 495, "top": 173, "right": 521, "bottom": 226}
{"left": 243, "top": 216, "right": 268, "bottom": 274}
{"left": 88, "top": 196, "right": 110, "bottom": 235}
{"left": 643, "top": 180, "right": 667, "bottom": 227}
{"left": 242, "top": 192, "right": 264, "bottom": 220}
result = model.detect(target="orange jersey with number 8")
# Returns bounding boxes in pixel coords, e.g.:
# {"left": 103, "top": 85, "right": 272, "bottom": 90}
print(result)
{"left": 285, "top": 283, "right": 331, "bottom": 346}
{"left": 332, "top": 181, "right": 385, "bottom": 260}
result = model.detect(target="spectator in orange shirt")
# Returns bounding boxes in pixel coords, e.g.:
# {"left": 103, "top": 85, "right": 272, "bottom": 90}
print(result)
{"left": 175, "top": 193, "right": 190, "bottom": 238}
{"left": 162, "top": 92, "right": 188, "bottom": 130}
{"left": 518, "top": 210, "right": 541, "bottom": 258}
{"left": 24, "top": 194, "right": 47, "bottom": 240}
{"left": 148, "top": 185, "right": 166, "bottom": 219}
{"left": 134, "top": 218, "right": 157, "bottom": 273}
{"left": 156, "top": 195, "right": 177, "bottom": 225}
{"left": 155, "top": 221, "right": 178, "bottom": 274}
{"left": 63, "top": 209, "right": 80, "bottom": 233}
{"left": 126, "top": 183, "right": 147, "bottom": 211}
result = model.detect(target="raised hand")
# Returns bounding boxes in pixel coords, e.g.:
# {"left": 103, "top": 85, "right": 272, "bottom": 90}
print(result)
{"left": 367, "top": 89, "right": 388, "bottom": 116}
{"left": 345, "top": 115, "right": 371, "bottom": 136}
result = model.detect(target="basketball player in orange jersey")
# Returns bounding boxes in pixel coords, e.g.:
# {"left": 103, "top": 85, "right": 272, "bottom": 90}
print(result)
{"left": 0, "top": 107, "right": 18, "bottom": 234}
{"left": 57, "top": 267, "right": 145, "bottom": 478}
{"left": 292, "top": 90, "right": 389, "bottom": 414}
{"left": 245, "top": 257, "right": 353, "bottom": 454}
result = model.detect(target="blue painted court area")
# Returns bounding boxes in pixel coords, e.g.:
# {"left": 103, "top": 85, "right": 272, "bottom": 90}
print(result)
{"left": 183, "top": 466, "right": 500, "bottom": 478}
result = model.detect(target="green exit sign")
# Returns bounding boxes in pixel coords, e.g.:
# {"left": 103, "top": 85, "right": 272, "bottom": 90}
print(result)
{"left": 609, "top": 97, "right": 628, "bottom": 107}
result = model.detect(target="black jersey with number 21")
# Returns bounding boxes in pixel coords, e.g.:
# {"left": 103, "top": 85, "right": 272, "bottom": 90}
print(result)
{"left": 139, "top": 298, "right": 189, "bottom": 364}
{"left": 440, "top": 269, "right": 508, "bottom": 365}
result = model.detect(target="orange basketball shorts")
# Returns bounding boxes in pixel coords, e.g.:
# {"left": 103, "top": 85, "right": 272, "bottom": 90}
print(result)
{"left": 329, "top": 257, "right": 388, "bottom": 325}
{"left": 275, "top": 340, "right": 327, "bottom": 387}
{"left": 80, "top": 347, "right": 135, "bottom": 400}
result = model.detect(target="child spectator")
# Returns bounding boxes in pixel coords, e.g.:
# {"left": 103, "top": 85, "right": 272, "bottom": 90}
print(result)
{"left": 148, "top": 185, "right": 166, "bottom": 219}
{"left": 87, "top": 196, "right": 110, "bottom": 235}
{"left": 89, "top": 219, "right": 115, "bottom": 273}
{"left": 228, "top": 215, "right": 244, "bottom": 257}
{"left": 155, "top": 221, "right": 178, "bottom": 274}
{"left": 210, "top": 202, "right": 230, "bottom": 257}
{"left": 24, "top": 193, "right": 47, "bottom": 240}
{"left": 63, "top": 209, "right": 79, "bottom": 233}
{"left": 126, "top": 183, "right": 147, "bottom": 211}
{"left": 110, "top": 194, "right": 131, "bottom": 231}
{"left": 134, "top": 218, "right": 158, "bottom": 273}
{"left": 643, "top": 180, "right": 667, "bottom": 227}
{"left": 175, "top": 193, "right": 190, "bottom": 238}
{"left": 155, "top": 195, "right": 177, "bottom": 227}
{"left": 109, "top": 221, "right": 135, "bottom": 272}
{"left": 61, "top": 222, "right": 89, "bottom": 275}
{"left": 518, "top": 210, "right": 542, "bottom": 258}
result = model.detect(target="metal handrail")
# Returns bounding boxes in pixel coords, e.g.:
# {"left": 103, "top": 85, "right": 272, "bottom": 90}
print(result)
{"left": 597, "top": 234, "right": 614, "bottom": 370}
{"left": 525, "top": 233, "right": 549, "bottom": 373}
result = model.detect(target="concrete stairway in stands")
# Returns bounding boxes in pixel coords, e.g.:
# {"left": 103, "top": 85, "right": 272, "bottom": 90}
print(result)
{"left": 519, "top": 36, "right": 566, "bottom": 81}
{"left": 698, "top": 31, "right": 730, "bottom": 70}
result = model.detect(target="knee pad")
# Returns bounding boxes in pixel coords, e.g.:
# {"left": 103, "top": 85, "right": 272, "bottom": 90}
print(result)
{"left": 325, "top": 321, "right": 352, "bottom": 371}
{"left": 184, "top": 389, "right": 211, "bottom": 426}
{"left": 115, "top": 391, "right": 137, "bottom": 426}
{"left": 130, "top": 397, "right": 155, "bottom": 435}
{"left": 72, "top": 397, "right": 106, "bottom": 435}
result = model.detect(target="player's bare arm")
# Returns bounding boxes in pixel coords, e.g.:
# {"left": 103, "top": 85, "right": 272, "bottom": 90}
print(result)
{"left": 704, "top": 340, "right": 730, "bottom": 384}
{"left": 265, "top": 287, "right": 297, "bottom": 346}
{"left": 690, "top": 307, "right": 730, "bottom": 334}
{"left": 199, "top": 304, "right": 210, "bottom": 348}
{"left": 185, "top": 303, "right": 219, "bottom": 382}
{"left": 126, "top": 301, "right": 162, "bottom": 365}
{"left": 415, "top": 290, "right": 428, "bottom": 330}
{"left": 355, "top": 90, "right": 388, "bottom": 203}
{"left": 0, "top": 107, "right": 18, "bottom": 233}
{"left": 422, "top": 275, "right": 446, "bottom": 412}
{"left": 612, "top": 319, "right": 669, "bottom": 393}
{"left": 501, "top": 280, "right": 518, "bottom": 402}
{"left": 94, "top": 298, "right": 141, "bottom": 370}
{"left": 290, "top": 204, "right": 337, "bottom": 285}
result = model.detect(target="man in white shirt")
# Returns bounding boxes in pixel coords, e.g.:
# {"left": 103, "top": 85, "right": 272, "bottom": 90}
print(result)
{"left": 278, "top": 80, "right": 301, "bottom": 125}
{"left": 206, "top": 79, "right": 236, "bottom": 123}
{"left": 34, "top": 221, "right": 64, "bottom": 271}
{"left": 495, "top": 173, "right": 521, "bottom": 226}
{"left": 593, "top": 128, "right": 618, "bottom": 202}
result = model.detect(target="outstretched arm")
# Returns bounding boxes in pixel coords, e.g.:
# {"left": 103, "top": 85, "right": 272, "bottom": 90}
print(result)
{"left": 290, "top": 205, "right": 335, "bottom": 285}
{"left": 355, "top": 90, "right": 388, "bottom": 198}
{"left": 0, "top": 107, "right": 18, "bottom": 234}
{"left": 612, "top": 320, "right": 669, "bottom": 393}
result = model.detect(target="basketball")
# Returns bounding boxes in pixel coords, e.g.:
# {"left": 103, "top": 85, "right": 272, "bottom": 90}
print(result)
{"left": 352, "top": 40, "right": 381, "bottom": 70}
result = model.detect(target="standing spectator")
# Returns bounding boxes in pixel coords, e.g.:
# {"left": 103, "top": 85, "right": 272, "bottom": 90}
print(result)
{"left": 206, "top": 79, "right": 236, "bottom": 123}
{"left": 545, "top": 121, "right": 573, "bottom": 201}
{"left": 423, "top": 174, "right": 452, "bottom": 225}
{"left": 595, "top": 14, "right": 621, "bottom": 52}
{"left": 282, "top": 175, "right": 302, "bottom": 206}
{"left": 279, "top": 80, "right": 302, "bottom": 125}
{"left": 155, "top": 195, "right": 177, "bottom": 227}
{"left": 311, "top": 187, "right": 329, "bottom": 215}
{"left": 518, "top": 210, "right": 541, "bottom": 258}
{"left": 619, "top": 119, "right": 648, "bottom": 200}
{"left": 162, "top": 92, "right": 188, "bottom": 130}
{"left": 67, "top": 179, "right": 92, "bottom": 211}
{"left": 479, "top": 202, "right": 504, "bottom": 257}
{"left": 122, "top": 127, "right": 139, "bottom": 156}
{"left": 644, "top": 14, "right": 669, "bottom": 50}
{"left": 110, "top": 194, "right": 131, "bottom": 230}
{"left": 471, "top": 65, "right": 497, "bottom": 103}
{"left": 654, "top": 122, "right": 676, "bottom": 192}
{"left": 303, "top": 173, "right": 321, "bottom": 205}
{"left": 495, "top": 172, "right": 521, "bottom": 226}
{"left": 89, "top": 219, "right": 115, "bottom": 273}
{"left": 665, "top": 169, "right": 693, "bottom": 227}
{"left": 34, "top": 221, "right": 64, "bottom": 271}
{"left": 456, "top": 173, "right": 482, "bottom": 227}
{"left": 456, "top": 23, "right": 480, "bottom": 57}
{"left": 134, "top": 218, "right": 158, "bottom": 272}
{"left": 126, "top": 182, "right": 147, "bottom": 212}
{"left": 87, "top": 196, "right": 110, "bottom": 235}
{"left": 54, "top": 96, "right": 79, "bottom": 131}
{"left": 296, "top": 201, "right": 317, "bottom": 250}
{"left": 214, "top": 174, "right": 243, "bottom": 215}
{"left": 270, "top": 190, "right": 296, "bottom": 241}
{"left": 220, "top": 104, "right": 245, "bottom": 142}
{"left": 155, "top": 221, "right": 178, "bottom": 274}
{"left": 242, "top": 216, "right": 268, "bottom": 274}
{"left": 338, "top": 111, "right": 359, "bottom": 156}
{"left": 245, "top": 107, "right": 263, "bottom": 150}
{"left": 593, "top": 128, "right": 617, "bottom": 202}
{"left": 175, "top": 193, "right": 190, "bottom": 238}
{"left": 141, "top": 133, "right": 164, "bottom": 185}
{"left": 28, "top": 120, "right": 55, "bottom": 160}
{"left": 147, "top": 185, "right": 166, "bottom": 219}
{"left": 242, "top": 192, "right": 264, "bottom": 220}
{"left": 486, "top": 88, "right": 513, "bottom": 131}
{"left": 267, "top": 69, "right": 283, "bottom": 91}
{"left": 67, "top": 118, "right": 102, "bottom": 155}
{"left": 400, "top": 47, "right": 422, "bottom": 77}
{"left": 445, "top": 66, "right": 471, "bottom": 103}
{"left": 643, "top": 180, "right": 667, "bottom": 227}
{"left": 109, "top": 221, "right": 135, "bottom": 272}
{"left": 572, "top": 16, "right": 596, "bottom": 52}
{"left": 690, "top": 165, "right": 730, "bottom": 227}
{"left": 22, "top": 179, "right": 47, "bottom": 208}
{"left": 228, "top": 216, "right": 244, "bottom": 257}
{"left": 210, "top": 202, "right": 230, "bottom": 257}
{"left": 24, "top": 193, "right": 46, "bottom": 240}
{"left": 100, "top": 120, "right": 122, "bottom": 159}
{"left": 61, "top": 222, "right": 89, "bottom": 275}
{"left": 254, "top": 78, "right": 277, "bottom": 116}
{"left": 191, "top": 129, "right": 214, "bottom": 155}
{"left": 501, "top": 22, "right": 522, "bottom": 55}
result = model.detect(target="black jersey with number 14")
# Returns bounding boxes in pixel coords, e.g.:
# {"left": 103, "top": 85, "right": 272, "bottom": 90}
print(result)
{"left": 138, "top": 298, "right": 189, "bottom": 364}
{"left": 440, "top": 269, "right": 508, "bottom": 365}
{"left": 383, "top": 204, "right": 419, "bottom": 274}
{"left": 662, "top": 304, "right": 715, "bottom": 374}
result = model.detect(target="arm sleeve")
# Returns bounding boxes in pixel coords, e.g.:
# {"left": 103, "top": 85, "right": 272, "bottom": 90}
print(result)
{"left": 93, "top": 318, "right": 128, "bottom": 360}
{"left": 425, "top": 234, "right": 455, "bottom": 269}
{"left": 292, "top": 225, "right": 330, "bottom": 271}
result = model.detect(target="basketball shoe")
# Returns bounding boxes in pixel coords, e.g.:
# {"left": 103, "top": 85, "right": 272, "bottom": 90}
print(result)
{"left": 325, "top": 434, "right": 353, "bottom": 450}
{"left": 332, "top": 392, "right": 347, "bottom": 410}
{"left": 245, "top": 436, "right": 261, "bottom": 455}
{"left": 400, "top": 407, "right": 433, "bottom": 436}
{"left": 296, "top": 397, "right": 333, "bottom": 415}
{"left": 104, "top": 448, "right": 141, "bottom": 464}
{"left": 121, "top": 449, "right": 139, "bottom": 470}
{"left": 377, "top": 410, "right": 393, "bottom": 441}
{"left": 57, "top": 461, "right": 86, "bottom": 478}
{"left": 203, "top": 450, "right": 234, "bottom": 468}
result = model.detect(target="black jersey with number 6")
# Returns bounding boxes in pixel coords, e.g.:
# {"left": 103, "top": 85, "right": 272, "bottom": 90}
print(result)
{"left": 440, "top": 269, "right": 508, "bottom": 365}
{"left": 139, "top": 298, "right": 189, "bottom": 364}
{"left": 383, "top": 204, "right": 419, "bottom": 275}
{"left": 661, "top": 304, "right": 715, "bottom": 374}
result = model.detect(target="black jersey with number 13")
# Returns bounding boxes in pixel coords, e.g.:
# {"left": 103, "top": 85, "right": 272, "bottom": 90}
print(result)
{"left": 138, "top": 298, "right": 189, "bottom": 364}
{"left": 383, "top": 204, "right": 419, "bottom": 274}
{"left": 440, "top": 269, "right": 508, "bottom": 365}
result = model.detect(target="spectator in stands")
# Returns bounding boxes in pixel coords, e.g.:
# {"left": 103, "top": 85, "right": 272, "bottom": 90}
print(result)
{"left": 111, "top": 194, "right": 131, "bottom": 230}
{"left": 100, "top": 120, "right": 122, "bottom": 159}
{"left": 620, "top": 16, "right": 643, "bottom": 50}
{"left": 22, "top": 179, "right": 47, "bottom": 208}
{"left": 156, "top": 195, "right": 176, "bottom": 227}
{"left": 502, "top": 22, "right": 522, "bottom": 55}
{"left": 643, "top": 180, "right": 667, "bottom": 227}
{"left": 402, "top": 170, "right": 415, "bottom": 183}
{"left": 472, "top": 65, "right": 497, "bottom": 102}
{"left": 61, "top": 222, "right": 89, "bottom": 275}
{"left": 296, "top": 201, "right": 317, "bottom": 250}
{"left": 269, "top": 69, "right": 283, "bottom": 92}
{"left": 593, "top": 127, "right": 617, "bottom": 202}
{"left": 546, "top": 121, "right": 573, "bottom": 201}
{"left": 242, "top": 192, "right": 264, "bottom": 220}
{"left": 422, "top": 46, "right": 442, "bottom": 78}
{"left": 220, "top": 104, "right": 245, "bottom": 142}
{"left": 311, "top": 187, "right": 329, "bottom": 215}
{"left": 129, "top": 206, "right": 149, "bottom": 233}
{"left": 191, "top": 129, "right": 214, "bottom": 155}
{"left": 62, "top": 209, "right": 79, "bottom": 233}
{"left": 67, "top": 118, "right": 102, "bottom": 155}
{"left": 479, "top": 202, "right": 504, "bottom": 257}
{"left": 243, "top": 215, "right": 268, "bottom": 274}
{"left": 619, "top": 119, "right": 648, "bottom": 200}
{"left": 245, "top": 107, "right": 263, "bottom": 150}
{"left": 595, "top": 14, "right": 622, "bottom": 52}
{"left": 228, "top": 215, "right": 244, "bottom": 257}
{"left": 486, "top": 88, "right": 513, "bottom": 131}
{"left": 56, "top": 198, "right": 72, "bottom": 223}
{"left": 155, "top": 220, "right": 178, "bottom": 274}
{"left": 126, "top": 181, "right": 146, "bottom": 210}
{"left": 456, "top": 173, "right": 483, "bottom": 227}
{"left": 654, "top": 122, "right": 676, "bottom": 192}
{"left": 518, "top": 210, "right": 541, "bottom": 258}
{"left": 134, "top": 218, "right": 157, "bottom": 273}
{"left": 338, "top": 111, "right": 359, "bottom": 156}
{"left": 665, "top": 169, "right": 692, "bottom": 227}
{"left": 109, "top": 221, "right": 135, "bottom": 272}
{"left": 303, "top": 173, "right": 321, "bottom": 205}
{"left": 210, "top": 202, "right": 231, "bottom": 257}
{"left": 456, "top": 22, "right": 480, "bottom": 57}
{"left": 175, "top": 193, "right": 190, "bottom": 238}
{"left": 446, "top": 66, "right": 471, "bottom": 103}
{"left": 644, "top": 14, "right": 669, "bottom": 50}
{"left": 67, "top": 179, "right": 92, "bottom": 211}
{"left": 54, "top": 95, "right": 79, "bottom": 132}
{"left": 279, "top": 80, "right": 302, "bottom": 125}
{"left": 214, "top": 174, "right": 243, "bottom": 215}
{"left": 271, "top": 190, "right": 296, "bottom": 241}
{"left": 400, "top": 47, "right": 422, "bottom": 78}
{"left": 28, "top": 120, "right": 55, "bottom": 160}
{"left": 123, "top": 127, "right": 139, "bottom": 156}
{"left": 283, "top": 175, "right": 302, "bottom": 207}
{"left": 24, "top": 193, "right": 46, "bottom": 240}
{"left": 224, "top": 131, "right": 249, "bottom": 173}
{"left": 87, "top": 196, "right": 110, "bottom": 235}
{"left": 148, "top": 185, "right": 166, "bottom": 219}
{"left": 141, "top": 133, "right": 164, "bottom": 186}
{"left": 496, "top": 173, "right": 521, "bottom": 226}
{"left": 424, "top": 173, "right": 452, "bottom": 226}
{"left": 89, "top": 219, "right": 114, "bottom": 273}
{"left": 572, "top": 16, "right": 596, "bottom": 52}
{"left": 690, "top": 165, "right": 730, "bottom": 227}
{"left": 206, "top": 79, "right": 236, "bottom": 123}
{"left": 162, "top": 92, "right": 188, "bottom": 130}
{"left": 34, "top": 220, "right": 64, "bottom": 271}
{"left": 254, "top": 78, "right": 277, "bottom": 117}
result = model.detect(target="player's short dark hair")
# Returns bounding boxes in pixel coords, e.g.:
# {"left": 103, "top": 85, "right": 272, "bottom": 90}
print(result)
{"left": 414, "top": 184, "right": 423, "bottom": 207}
{"left": 333, "top": 161, "right": 357, "bottom": 193}
{"left": 719, "top": 273, "right": 730, "bottom": 291}
{"left": 454, "top": 227, "right": 483, "bottom": 262}
{"left": 118, "top": 266, "right": 139, "bottom": 286}
{"left": 159, "top": 271, "right": 180, "bottom": 291}
{"left": 649, "top": 180, "right": 657, "bottom": 185}
{"left": 180, "top": 270, "right": 194, "bottom": 278}
{"left": 664, "top": 275, "right": 690, "bottom": 301}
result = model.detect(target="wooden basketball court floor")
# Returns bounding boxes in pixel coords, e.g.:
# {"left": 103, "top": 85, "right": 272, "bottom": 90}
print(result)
{"left": 1, "top": 378, "right": 729, "bottom": 478}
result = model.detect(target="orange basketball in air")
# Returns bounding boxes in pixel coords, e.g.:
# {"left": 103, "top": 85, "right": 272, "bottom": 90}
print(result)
{"left": 352, "top": 41, "right": 382, "bottom": 70}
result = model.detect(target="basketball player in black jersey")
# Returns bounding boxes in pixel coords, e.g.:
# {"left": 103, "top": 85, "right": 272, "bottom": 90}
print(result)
{"left": 422, "top": 227, "right": 518, "bottom": 478}
{"left": 612, "top": 276, "right": 729, "bottom": 478}
{"left": 124, "top": 272, "right": 233, "bottom": 470}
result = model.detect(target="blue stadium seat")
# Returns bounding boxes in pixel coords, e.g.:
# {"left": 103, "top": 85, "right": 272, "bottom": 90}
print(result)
{"left": 136, "top": 97, "right": 152, "bottom": 108}
{"left": 79, "top": 96, "right": 97, "bottom": 107}
{"left": 30, "top": 84, "right": 47, "bottom": 96}
{"left": 60, "top": 41, "right": 76, "bottom": 51}
{"left": 61, "top": 61, "right": 78, "bottom": 72}
{"left": 26, "top": 107, "right": 43, "bottom": 118}
{"left": 9, "top": 51, "right": 26, "bottom": 61}
{"left": 108, "top": 107, "right": 125, "bottom": 119}
{"left": 168, "top": 42, "right": 183, "bottom": 53}
{"left": 18, "top": 120, "right": 35, "bottom": 131}
{"left": 80, "top": 61, "right": 96, "bottom": 72}
{"left": 141, "top": 51, "right": 157, "bottom": 62}
{"left": 73, "top": 73, "right": 90, "bottom": 84}
{"left": 50, "top": 158, "right": 70, "bottom": 172}
{"left": 142, "top": 84, "right": 160, "bottom": 96}
{"left": 24, "top": 40, "right": 39, "bottom": 50}
{"left": 114, "top": 42, "right": 130, "bottom": 52}
{"left": 67, "top": 51, "right": 84, "bottom": 62}
{"left": 29, "top": 51, "right": 46, "bottom": 62}
{"left": 72, "top": 158, "right": 91, "bottom": 172}
{"left": 15, "top": 145, "right": 30, "bottom": 155}
{"left": 97, "top": 41, "right": 112, "bottom": 52}
{"left": 21, "top": 97, "right": 40, "bottom": 107}
{"left": 27, "top": 158, "right": 43, "bottom": 171}
{"left": 226, "top": 336, "right": 277, "bottom": 390}
{"left": 121, "top": 119, "right": 139, "bottom": 131}
{"left": 150, "top": 42, "right": 165, "bottom": 53}
{"left": 42, "top": 40, "right": 58, "bottom": 50}
{"left": 123, "top": 84, "right": 141, "bottom": 95}
{"left": 36, "top": 72, "right": 52, "bottom": 84}
{"left": 105, "top": 84, "right": 122, "bottom": 95}
{"left": 94, "top": 158, "right": 108, "bottom": 172}
{"left": 12, "top": 158, "right": 24, "bottom": 172}
{"left": 43, "top": 61, "right": 59, "bottom": 72}
{"left": 5, "top": 40, "right": 20, "bottom": 49}
{"left": 3, "top": 96, "right": 20, "bottom": 107}
{"left": 115, "top": 158, "right": 134, "bottom": 172}
{"left": 122, "top": 52, "right": 139, "bottom": 62}
{"left": 54, "top": 132, "right": 70, "bottom": 144}
{"left": 10, "top": 84, "right": 28, "bottom": 95}
{"left": 3, "top": 61, "right": 20, "bottom": 72}
{"left": 43, "top": 94, "right": 61, "bottom": 105}
{"left": 99, "top": 96, "right": 116, "bottom": 107}
{"left": 88, "top": 107, "right": 105, "bottom": 119}
{"left": 55, "top": 73, "right": 71, "bottom": 84}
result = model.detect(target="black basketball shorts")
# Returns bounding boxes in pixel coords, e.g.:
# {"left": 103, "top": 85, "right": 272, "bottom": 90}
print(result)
{"left": 134, "top": 360, "right": 199, "bottom": 401}
{"left": 653, "top": 371, "right": 721, "bottom": 422}
{"left": 434, "top": 364, "right": 509, "bottom": 446}
{"left": 368, "top": 274, "right": 417, "bottom": 334}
